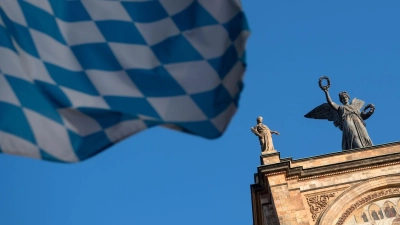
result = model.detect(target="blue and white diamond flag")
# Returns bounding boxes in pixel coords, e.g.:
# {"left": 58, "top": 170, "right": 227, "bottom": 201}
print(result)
{"left": 0, "top": 0, "right": 249, "bottom": 162}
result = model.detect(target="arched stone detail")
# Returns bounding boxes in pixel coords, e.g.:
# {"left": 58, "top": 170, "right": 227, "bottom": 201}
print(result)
{"left": 315, "top": 174, "right": 400, "bottom": 225}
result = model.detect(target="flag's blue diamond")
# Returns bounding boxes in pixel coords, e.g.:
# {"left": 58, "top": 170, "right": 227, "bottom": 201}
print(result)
{"left": 34, "top": 81, "right": 72, "bottom": 108}
{"left": 0, "top": 102, "right": 36, "bottom": 144}
{"left": 191, "top": 85, "right": 232, "bottom": 119}
{"left": 0, "top": 0, "right": 249, "bottom": 162}
{"left": 0, "top": 25, "right": 16, "bottom": 52}
{"left": 48, "top": 0, "right": 91, "bottom": 22}
{"left": 71, "top": 43, "right": 122, "bottom": 71}
{"left": 224, "top": 11, "right": 249, "bottom": 41}
{"left": 0, "top": 8, "right": 39, "bottom": 57}
{"left": 96, "top": 21, "right": 146, "bottom": 45}
{"left": 104, "top": 96, "right": 160, "bottom": 119}
{"left": 20, "top": 1, "right": 66, "bottom": 45}
{"left": 178, "top": 121, "right": 221, "bottom": 139}
{"left": 172, "top": 1, "right": 218, "bottom": 32}
{"left": 6, "top": 75, "right": 63, "bottom": 124}
{"left": 151, "top": 34, "right": 203, "bottom": 64}
{"left": 45, "top": 63, "right": 99, "bottom": 96}
{"left": 78, "top": 108, "right": 138, "bottom": 130}
{"left": 208, "top": 45, "right": 239, "bottom": 79}
{"left": 68, "top": 130, "right": 112, "bottom": 161}
{"left": 122, "top": 1, "right": 169, "bottom": 23}
{"left": 126, "top": 66, "right": 186, "bottom": 97}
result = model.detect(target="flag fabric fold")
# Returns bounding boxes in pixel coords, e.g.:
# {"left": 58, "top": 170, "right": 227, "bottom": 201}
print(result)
{"left": 0, "top": 0, "right": 249, "bottom": 162}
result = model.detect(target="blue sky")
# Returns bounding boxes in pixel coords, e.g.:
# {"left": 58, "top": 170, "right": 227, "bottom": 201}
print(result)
{"left": 1, "top": 1, "right": 400, "bottom": 225}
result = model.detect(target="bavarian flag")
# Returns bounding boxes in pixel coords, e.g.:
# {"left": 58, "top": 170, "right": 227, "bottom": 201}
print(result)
{"left": 0, "top": 0, "right": 249, "bottom": 162}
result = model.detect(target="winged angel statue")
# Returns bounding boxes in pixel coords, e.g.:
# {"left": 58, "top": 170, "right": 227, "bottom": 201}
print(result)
{"left": 304, "top": 76, "right": 375, "bottom": 150}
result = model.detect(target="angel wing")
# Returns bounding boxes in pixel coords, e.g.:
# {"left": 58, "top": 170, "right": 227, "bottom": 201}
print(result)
{"left": 350, "top": 98, "right": 365, "bottom": 111}
{"left": 304, "top": 103, "right": 341, "bottom": 129}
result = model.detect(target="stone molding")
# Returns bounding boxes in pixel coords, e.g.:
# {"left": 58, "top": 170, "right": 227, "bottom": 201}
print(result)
{"left": 297, "top": 153, "right": 400, "bottom": 180}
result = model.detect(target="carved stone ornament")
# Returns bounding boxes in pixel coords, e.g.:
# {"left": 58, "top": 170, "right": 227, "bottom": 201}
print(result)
{"left": 336, "top": 188, "right": 400, "bottom": 225}
{"left": 307, "top": 192, "right": 336, "bottom": 221}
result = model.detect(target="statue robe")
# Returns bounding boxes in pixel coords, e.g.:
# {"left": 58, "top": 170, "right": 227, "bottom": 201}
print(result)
{"left": 338, "top": 104, "right": 373, "bottom": 150}
{"left": 256, "top": 123, "right": 274, "bottom": 152}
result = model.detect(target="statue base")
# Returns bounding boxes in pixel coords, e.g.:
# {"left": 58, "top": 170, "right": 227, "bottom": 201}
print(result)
{"left": 260, "top": 150, "right": 280, "bottom": 165}
{"left": 261, "top": 149, "right": 277, "bottom": 154}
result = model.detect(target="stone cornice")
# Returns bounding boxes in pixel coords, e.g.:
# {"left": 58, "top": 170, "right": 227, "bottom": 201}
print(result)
{"left": 256, "top": 150, "right": 400, "bottom": 182}
{"left": 287, "top": 141, "right": 400, "bottom": 163}
{"left": 296, "top": 152, "right": 400, "bottom": 180}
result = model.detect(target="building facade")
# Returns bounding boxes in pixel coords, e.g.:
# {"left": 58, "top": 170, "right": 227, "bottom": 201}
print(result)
{"left": 250, "top": 142, "right": 400, "bottom": 225}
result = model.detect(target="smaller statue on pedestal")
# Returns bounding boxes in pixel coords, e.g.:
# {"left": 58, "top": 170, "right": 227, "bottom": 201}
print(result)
{"left": 251, "top": 116, "right": 280, "bottom": 153}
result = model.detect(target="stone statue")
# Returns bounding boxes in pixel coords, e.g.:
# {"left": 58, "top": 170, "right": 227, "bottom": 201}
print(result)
{"left": 251, "top": 116, "right": 280, "bottom": 152}
{"left": 304, "top": 76, "right": 375, "bottom": 150}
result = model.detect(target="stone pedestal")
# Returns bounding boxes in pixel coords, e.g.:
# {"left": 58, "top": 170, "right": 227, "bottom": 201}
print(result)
{"left": 261, "top": 151, "right": 280, "bottom": 165}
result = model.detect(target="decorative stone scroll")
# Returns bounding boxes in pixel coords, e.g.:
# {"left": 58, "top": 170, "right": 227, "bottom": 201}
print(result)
{"left": 307, "top": 192, "right": 337, "bottom": 221}
{"left": 336, "top": 188, "right": 400, "bottom": 225}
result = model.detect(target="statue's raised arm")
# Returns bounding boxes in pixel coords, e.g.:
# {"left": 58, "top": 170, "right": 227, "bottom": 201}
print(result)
{"left": 319, "top": 76, "right": 340, "bottom": 111}
{"left": 304, "top": 76, "right": 374, "bottom": 150}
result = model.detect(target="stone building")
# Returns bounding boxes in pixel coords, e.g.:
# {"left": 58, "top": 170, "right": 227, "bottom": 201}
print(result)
{"left": 250, "top": 142, "right": 400, "bottom": 225}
